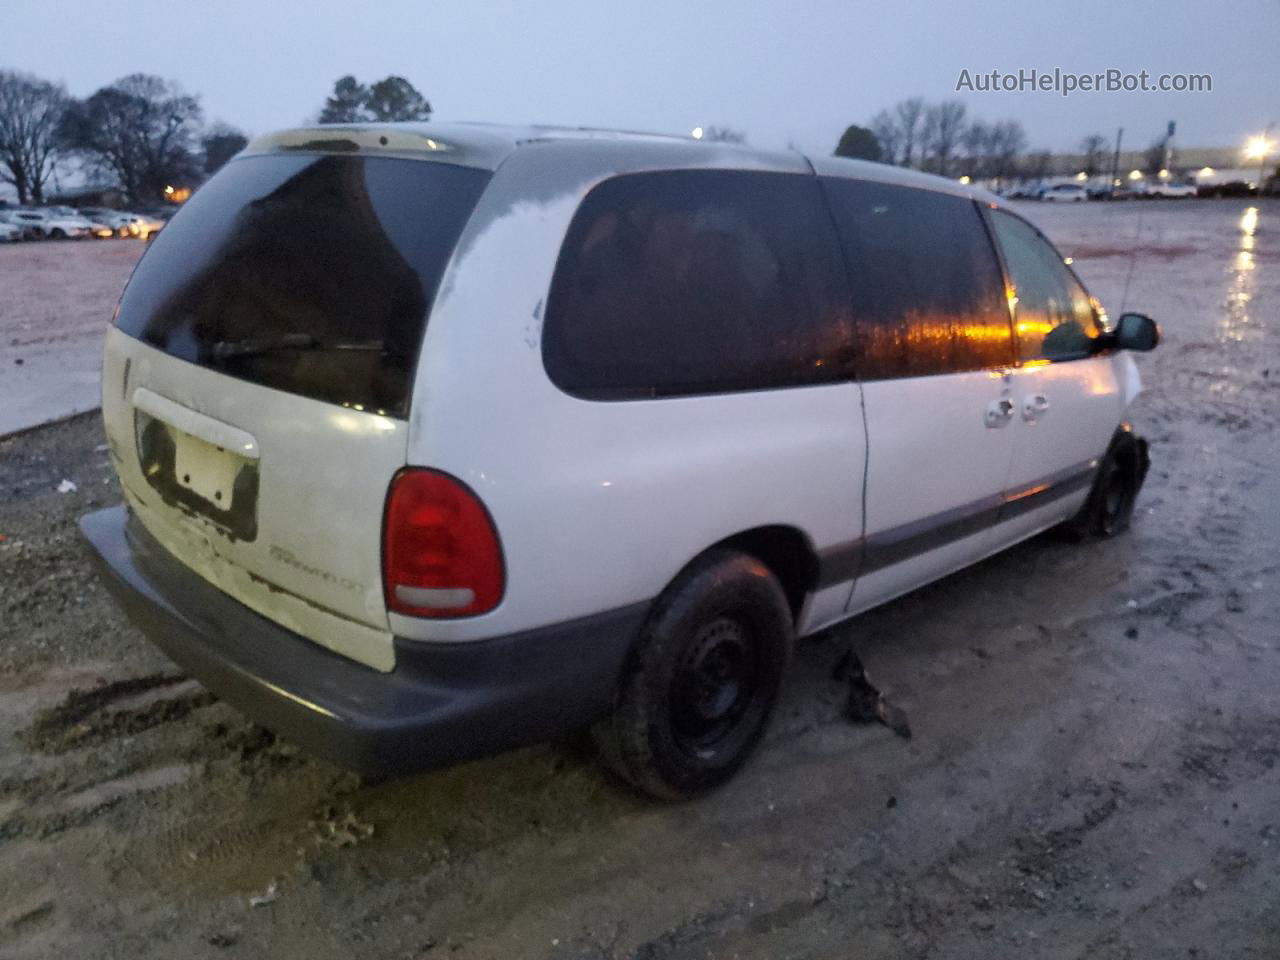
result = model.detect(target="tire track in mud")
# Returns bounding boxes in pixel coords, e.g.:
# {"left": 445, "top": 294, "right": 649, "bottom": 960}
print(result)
{"left": 19, "top": 671, "right": 216, "bottom": 755}
{"left": 1, "top": 671, "right": 220, "bottom": 841}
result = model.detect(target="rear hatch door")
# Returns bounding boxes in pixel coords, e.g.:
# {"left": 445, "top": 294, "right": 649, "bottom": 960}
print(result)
{"left": 101, "top": 147, "right": 490, "bottom": 670}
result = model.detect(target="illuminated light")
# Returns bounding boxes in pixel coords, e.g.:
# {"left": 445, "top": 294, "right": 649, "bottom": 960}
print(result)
{"left": 1244, "top": 135, "right": 1273, "bottom": 160}
{"left": 164, "top": 185, "right": 174, "bottom": 195}
{"left": 1128, "top": 170, "right": 1144, "bottom": 181}
{"left": 1113, "top": 178, "right": 1122, "bottom": 186}
{"left": 958, "top": 175, "right": 971, "bottom": 185}
{"left": 1199, "top": 166, "right": 1215, "bottom": 177}
{"left": 691, "top": 127, "right": 704, "bottom": 140}
{"left": 1063, "top": 257, "right": 1074, "bottom": 265}
{"left": 1158, "top": 169, "right": 1170, "bottom": 179}
{"left": 1241, "top": 207, "right": 1259, "bottom": 235}
{"left": 1075, "top": 171, "right": 1088, "bottom": 181}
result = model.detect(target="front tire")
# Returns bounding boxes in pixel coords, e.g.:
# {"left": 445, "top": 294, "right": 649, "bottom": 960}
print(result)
{"left": 1058, "top": 429, "right": 1150, "bottom": 540}
{"left": 592, "top": 549, "right": 794, "bottom": 800}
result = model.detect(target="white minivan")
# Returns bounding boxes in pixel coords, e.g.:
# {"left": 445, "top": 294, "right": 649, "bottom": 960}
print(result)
{"left": 82, "top": 123, "right": 1158, "bottom": 798}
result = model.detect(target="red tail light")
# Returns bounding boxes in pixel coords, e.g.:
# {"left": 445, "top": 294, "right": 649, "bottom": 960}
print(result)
{"left": 382, "top": 468, "right": 504, "bottom": 618}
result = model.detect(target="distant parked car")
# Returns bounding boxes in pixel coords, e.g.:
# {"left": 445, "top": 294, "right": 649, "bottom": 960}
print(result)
{"left": 13, "top": 208, "right": 96, "bottom": 239}
{"left": 1142, "top": 181, "right": 1197, "bottom": 199}
{"left": 79, "top": 207, "right": 136, "bottom": 238}
{"left": 122, "top": 212, "right": 167, "bottom": 239}
{"left": 1003, "top": 184, "right": 1040, "bottom": 199}
{"left": 0, "top": 217, "right": 22, "bottom": 242}
{"left": 1039, "top": 183, "right": 1088, "bottom": 203}
{"left": 1196, "top": 181, "right": 1254, "bottom": 198}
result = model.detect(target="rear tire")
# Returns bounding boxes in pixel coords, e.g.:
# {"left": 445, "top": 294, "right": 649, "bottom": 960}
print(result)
{"left": 592, "top": 549, "right": 793, "bottom": 800}
{"left": 1057, "top": 430, "right": 1150, "bottom": 541}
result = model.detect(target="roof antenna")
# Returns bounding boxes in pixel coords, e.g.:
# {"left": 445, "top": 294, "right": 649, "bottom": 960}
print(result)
{"left": 1119, "top": 201, "right": 1146, "bottom": 315}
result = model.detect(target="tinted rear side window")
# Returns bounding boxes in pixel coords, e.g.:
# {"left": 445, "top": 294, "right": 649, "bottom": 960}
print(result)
{"left": 544, "top": 169, "right": 853, "bottom": 399}
{"left": 821, "top": 178, "right": 1013, "bottom": 379}
{"left": 115, "top": 154, "right": 490, "bottom": 416}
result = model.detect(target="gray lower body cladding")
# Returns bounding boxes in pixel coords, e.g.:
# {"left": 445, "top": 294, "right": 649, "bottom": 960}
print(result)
{"left": 80, "top": 506, "right": 647, "bottom": 777}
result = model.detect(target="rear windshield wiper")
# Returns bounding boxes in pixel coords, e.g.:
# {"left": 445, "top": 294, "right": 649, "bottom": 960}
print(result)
{"left": 207, "top": 333, "right": 386, "bottom": 362}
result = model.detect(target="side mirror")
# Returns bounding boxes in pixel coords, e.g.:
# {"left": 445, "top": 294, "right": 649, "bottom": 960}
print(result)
{"left": 1111, "top": 312, "right": 1160, "bottom": 352}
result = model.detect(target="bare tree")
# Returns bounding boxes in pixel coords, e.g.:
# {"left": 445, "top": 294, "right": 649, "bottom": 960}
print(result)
{"left": 894, "top": 96, "right": 925, "bottom": 168}
{"left": 869, "top": 109, "right": 901, "bottom": 165}
{"left": 59, "top": 74, "right": 203, "bottom": 203}
{"left": 987, "top": 120, "right": 1027, "bottom": 180}
{"left": 1023, "top": 149, "right": 1054, "bottom": 181}
{"left": 0, "top": 70, "right": 69, "bottom": 204}
{"left": 1079, "top": 133, "right": 1107, "bottom": 176}
{"left": 960, "top": 119, "right": 990, "bottom": 178}
{"left": 921, "top": 100, "right": 967, "bottom": 176}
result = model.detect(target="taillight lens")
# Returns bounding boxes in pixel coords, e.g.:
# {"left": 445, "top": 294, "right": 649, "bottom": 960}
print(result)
{"left": 382, "top": 468, "right": 504, "bottom": 618}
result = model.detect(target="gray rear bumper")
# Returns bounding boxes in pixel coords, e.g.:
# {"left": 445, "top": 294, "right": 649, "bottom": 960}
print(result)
{"left": 80, "top": 506, "right": 646, "bottom": 777}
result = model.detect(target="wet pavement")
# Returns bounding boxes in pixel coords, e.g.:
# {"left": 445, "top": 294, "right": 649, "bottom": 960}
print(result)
{"left": 0, "top": 239, "right": 143, "bottom": 437}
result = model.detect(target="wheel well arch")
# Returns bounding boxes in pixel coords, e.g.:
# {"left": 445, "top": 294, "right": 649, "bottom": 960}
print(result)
{"left": 710, "top": 525, "right": 820, "bottom": 621}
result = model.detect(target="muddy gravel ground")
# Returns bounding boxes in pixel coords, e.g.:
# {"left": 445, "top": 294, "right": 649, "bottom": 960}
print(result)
{"left": 1, "top": 199, "right": 1278, "bottom": 959}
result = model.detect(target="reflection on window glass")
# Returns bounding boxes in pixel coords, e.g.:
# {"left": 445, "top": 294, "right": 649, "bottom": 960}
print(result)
{"left": 822, "top": 178, "right": 1013, "bottom": 379}
{"left": 544, "top": 170, "right": 853, "bottom": 399}
{"left": 116, "top": 154, "right": 490, "bottom": 416}
{"left": 989, "top": 210, "right": 1099, "bottom": 362}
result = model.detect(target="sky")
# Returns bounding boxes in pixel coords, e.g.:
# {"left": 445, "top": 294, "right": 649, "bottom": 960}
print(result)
{"left": 3, "top": 0, "right": 1277, "bottom": 156}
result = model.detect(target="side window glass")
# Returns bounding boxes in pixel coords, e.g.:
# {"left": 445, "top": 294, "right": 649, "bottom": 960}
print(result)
{"left": 544, "top": 170, "right": 852, "bottom": 399}
{"left": 821, "top": 178, "right": 1013, "bottom": 379}
{"left": 989, "top": 210, "right": 1099, "bottom": 362}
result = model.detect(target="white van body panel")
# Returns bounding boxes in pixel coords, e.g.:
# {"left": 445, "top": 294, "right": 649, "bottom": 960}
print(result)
{"left": 847, "top": 370, "right": 1017, "bottom": 614}
{"left": 98, "top": 125, "right": 1142, "bottom": 664}
{"left": 101, "top": 328, "right": 406, "bottom": 671}
{"left": 396, "top": 140, "right": 866, "bottom": 642}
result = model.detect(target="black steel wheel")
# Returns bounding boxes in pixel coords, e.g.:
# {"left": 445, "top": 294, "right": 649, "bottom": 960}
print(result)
{"left": 592, "top": 549, "right": 793, "bottom": 799}
{"left": 1058, "top": 428, "right": 1150, "bottom": 541}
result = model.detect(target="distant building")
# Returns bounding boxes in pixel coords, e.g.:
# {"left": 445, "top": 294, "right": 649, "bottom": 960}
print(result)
{"left": 47, "top": 184, "right": 128, "bottom": 208}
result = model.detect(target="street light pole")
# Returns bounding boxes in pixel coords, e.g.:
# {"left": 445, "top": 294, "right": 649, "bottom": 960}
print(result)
{"left": 1259, "top": 123, "right": 1275, "bottom": 197}
{"left": 1110, "top": 127, "right": 1123, "bottom": 198}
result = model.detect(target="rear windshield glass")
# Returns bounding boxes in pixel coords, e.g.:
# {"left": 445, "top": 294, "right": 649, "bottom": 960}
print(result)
{"left": 115, "top": 153, "right": 490, "bottom": 416}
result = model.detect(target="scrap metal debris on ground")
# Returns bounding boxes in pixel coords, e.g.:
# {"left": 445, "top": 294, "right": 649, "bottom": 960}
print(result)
{"left": 833, "top": 648, "right": 912, "bottom": 739}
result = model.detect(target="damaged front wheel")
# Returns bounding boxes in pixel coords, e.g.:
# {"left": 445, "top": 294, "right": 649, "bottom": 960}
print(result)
{"left": 1058, "top": 427, "right": 1150, "bottom": 541}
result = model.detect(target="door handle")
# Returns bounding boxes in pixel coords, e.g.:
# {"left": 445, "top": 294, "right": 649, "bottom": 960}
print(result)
{"left": 984, "top": 397, "right": 1015, "bottom": 428}
{"left": 1023, "top": 394, "right": 1050, "bottom": 421}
